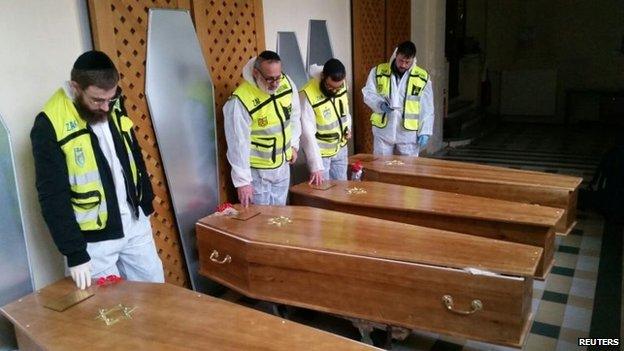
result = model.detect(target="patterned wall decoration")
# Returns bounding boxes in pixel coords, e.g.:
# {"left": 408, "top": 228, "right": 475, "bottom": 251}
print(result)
{"left": 352, "top": 0, "right": 411, "bottom": 154}
{"left": 88, "top": 0, "right": 265, "bottom": 288}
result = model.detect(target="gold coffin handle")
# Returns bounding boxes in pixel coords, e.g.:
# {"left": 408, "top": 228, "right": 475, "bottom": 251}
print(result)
{"left": 209, "top": 250, "right": 232, "bottom": 264}
{"left": 442, "top": 295, "right": 482, "bottom": 315}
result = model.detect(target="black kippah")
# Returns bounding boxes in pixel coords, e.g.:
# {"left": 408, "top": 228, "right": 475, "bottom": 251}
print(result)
{"left": 73, "top": 50, "right": 116, "bottom": 70}
{"left": 258, "top": 50, "right": 281, "bottom": 61}
{"left": 323, "top": 58, "right": 346, "bottom": 77}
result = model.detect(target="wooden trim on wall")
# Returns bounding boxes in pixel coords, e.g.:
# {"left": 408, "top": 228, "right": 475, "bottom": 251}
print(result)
{"left": 254, "top": 0, "right": 266, "bottom": 52}
{"left": 87, "top": 0, "right": 117, "bottom": 62}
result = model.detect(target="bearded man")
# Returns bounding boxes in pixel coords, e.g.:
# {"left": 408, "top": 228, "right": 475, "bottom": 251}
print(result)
{"left": 31, "top": 50, "right": 164, "bottom": 290}
{"left": 223, "top": 51, "right": 302, "bottom": 206}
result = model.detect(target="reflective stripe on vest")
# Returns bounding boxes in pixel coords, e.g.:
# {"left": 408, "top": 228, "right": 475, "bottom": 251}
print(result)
{"left": 110, "top": 105, "right": 139, "bottom": 187}
{"left": 301, "top": 78, "right": 350, "bottom": 158}
{"left": 41, "top": 88, "right": 139, "bottom": 231}
{"left": 370, "top": 63, "right": 429, "bottom": 131}
{"left": 232, "top": 77, "right": 293, "bottom": 169}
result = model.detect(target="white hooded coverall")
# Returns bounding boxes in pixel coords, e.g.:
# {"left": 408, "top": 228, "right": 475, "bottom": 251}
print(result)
{"left": 299, "top": 64, "right": 352, "bottom": 180}
{"left": 223, "top": 57, "right": 302, "bottom": 205}
{"left": 362, "top": 51, "right": 434, "bottom": 156}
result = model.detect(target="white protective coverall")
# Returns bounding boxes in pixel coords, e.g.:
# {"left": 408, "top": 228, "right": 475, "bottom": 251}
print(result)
{"left": 223, "top": 57, "right": 301, "bottom": 205}
{"left": 299, "top": 64, "right": 351, "bottom": 180}
{"left": 362, "top": 50, "right": 434, "bottom": 156}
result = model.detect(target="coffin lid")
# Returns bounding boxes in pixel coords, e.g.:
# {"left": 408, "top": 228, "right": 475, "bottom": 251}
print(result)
{"left": 197, "top": 205, "right": 542, "bottom": 277}
{"left": 350, "top": 154, "right": 583, "bottom": 190}
{"left": 1, "top": 279, "right": 375, "bottom": 350}
{"left": 289, "top": 180, "right": 564, "bottom": 227}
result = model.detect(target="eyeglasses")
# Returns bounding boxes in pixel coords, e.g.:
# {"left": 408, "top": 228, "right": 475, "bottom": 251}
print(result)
{"left": 257, "top": 69, "right": 282, "bottom": 84}
{"left": 84, "top": 94, "right": 120, "bottom": 107}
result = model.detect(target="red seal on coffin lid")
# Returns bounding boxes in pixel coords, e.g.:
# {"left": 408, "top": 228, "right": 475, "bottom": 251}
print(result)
{"left": 96, "top": 275, "right": 123, "bottom": 287}
{"left": 350, "top": 160, "right": 363, "bottom": 172}
{"left": 216, "top": 202, "right": 234, "bottom": 212}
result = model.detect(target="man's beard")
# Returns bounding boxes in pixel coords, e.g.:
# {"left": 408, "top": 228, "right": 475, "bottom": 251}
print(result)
{"left": 320, "top": 80, "right": 337, "bottom": 98}
{"left": 256, "top": 78, "right": 277, "bottom": 95}
{"left": 74, "top": 98, "right": 109, "bottom": 124}
{"left": 391, "top": 59, "right": 406, "bottom": 77}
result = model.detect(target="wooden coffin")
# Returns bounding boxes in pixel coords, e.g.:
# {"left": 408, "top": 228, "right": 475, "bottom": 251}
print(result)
{"left": 196, "top": 205, "right": 542, "bottom": 347}
{"left": 290, "top": 180, "right": 563, "bottom": 279}
{"left": 349, "top": 154, "right": 582, "bottom": 235}
{"left": 1, "top": 278, "right": 374, "bottom": 351}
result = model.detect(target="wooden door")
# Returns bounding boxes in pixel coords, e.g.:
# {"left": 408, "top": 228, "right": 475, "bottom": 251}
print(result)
{"left": 352, "top": 0, "right": 411, "bottom": 154}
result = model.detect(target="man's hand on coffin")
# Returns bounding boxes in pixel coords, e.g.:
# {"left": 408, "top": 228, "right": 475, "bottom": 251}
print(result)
{"left": 308, "top": 170, "right": 324, "bottom": 186}
{"left": 69, "top": 261, "right": 92, "bottom": 290}
{"left": 289, "top": 147, "right": 298, "bottom": 164}
{"left": 237, "top": 184, "right": 253, "bottom": 208}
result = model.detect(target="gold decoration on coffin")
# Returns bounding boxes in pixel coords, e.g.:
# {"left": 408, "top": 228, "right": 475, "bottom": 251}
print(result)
{"left": 345, "top": 187, "right": 367, "bottom": 195}
{"left": 96, "top": 304, "right": 137, "bottom": 326}
{"left": 384, "top": 160, "right": 405, "bottom": 166}
{"left": 268, "top": 216, "right": 293, "bottom": 227}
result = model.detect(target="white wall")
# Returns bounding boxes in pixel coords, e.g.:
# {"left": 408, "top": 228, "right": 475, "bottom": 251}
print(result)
{"left": 412, "top": 0, "right": 448, "bottom": 154}
{"left": 262, "top": 0, "right": 352, "bottom": 92}
{"left": 0, "top": 0, "right": 92, "bottom": 290}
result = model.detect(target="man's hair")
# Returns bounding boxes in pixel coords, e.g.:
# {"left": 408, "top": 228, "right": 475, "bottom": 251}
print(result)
{"left": 70, "top": 50, "right": 119, "bottom": 90}
{"left": 254, "top": 50, "right": 281, "bottom": 69}
{"left": 396, "top": 41, "right": 417, "bottom": 58}
{"left": 322, "top": 58, "right": 346, "bottom": 81}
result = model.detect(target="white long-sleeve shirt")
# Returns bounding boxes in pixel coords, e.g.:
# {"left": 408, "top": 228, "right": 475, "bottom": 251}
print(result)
{"left": 223, "top": 58, "right": 301, "bottom": 188}
{"left": 298, "top": 90, "right": 324, "bottom": 172}
{"left": 362, "top": 60, "right": 434, "bottom": 145}
{"left": 299, "top": 65, "right": 352, "bottom": 172}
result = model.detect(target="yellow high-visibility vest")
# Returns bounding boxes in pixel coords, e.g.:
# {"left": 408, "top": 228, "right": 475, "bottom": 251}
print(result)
{"left": 42, "top": 88, "right": 139, "bottom": 231}
{"left": 232, "top": 76, "right": 293, "bottom": 169}
{"left": 301, "top": 78, "right": 350, "bottom": 157}
{"left": 370, "top": 63, "right": 429, "bottom": 131}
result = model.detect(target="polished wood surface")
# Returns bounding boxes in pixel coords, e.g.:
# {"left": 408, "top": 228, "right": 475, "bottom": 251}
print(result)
{"left": 197, "top": 206, "right": 538, "bottom": 347}
{"left": 290, "top": 181, "right": 562, "bottom": 279}
{"left": 349, "top": 154, "right": 582, "bottom": 234}
{"left": 1, "top": 279, "right": 375, "bottom": 351}
{"left": 198, "top": 205, "right": 541, "bottom": 276}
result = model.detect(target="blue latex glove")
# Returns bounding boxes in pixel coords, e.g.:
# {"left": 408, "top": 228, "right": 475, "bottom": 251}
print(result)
{"left": 418, "top": 135, "right": 430, "bottom": 148}
{"left": 379, "top": 101, "right": 393, "bottom": 114}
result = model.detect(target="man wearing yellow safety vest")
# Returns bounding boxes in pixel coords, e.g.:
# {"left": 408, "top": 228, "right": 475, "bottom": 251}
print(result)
{"left": 31, "top": 51, "right": 164, "bottom": 290}
{"left": 362, "top": 41, "right": 434, "bottom": 156}
{"left": 300, "top": 58, "right": 351, "bottom": 185}
{"left": 224, "top": 51, "right": 301, "bottom": 206}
